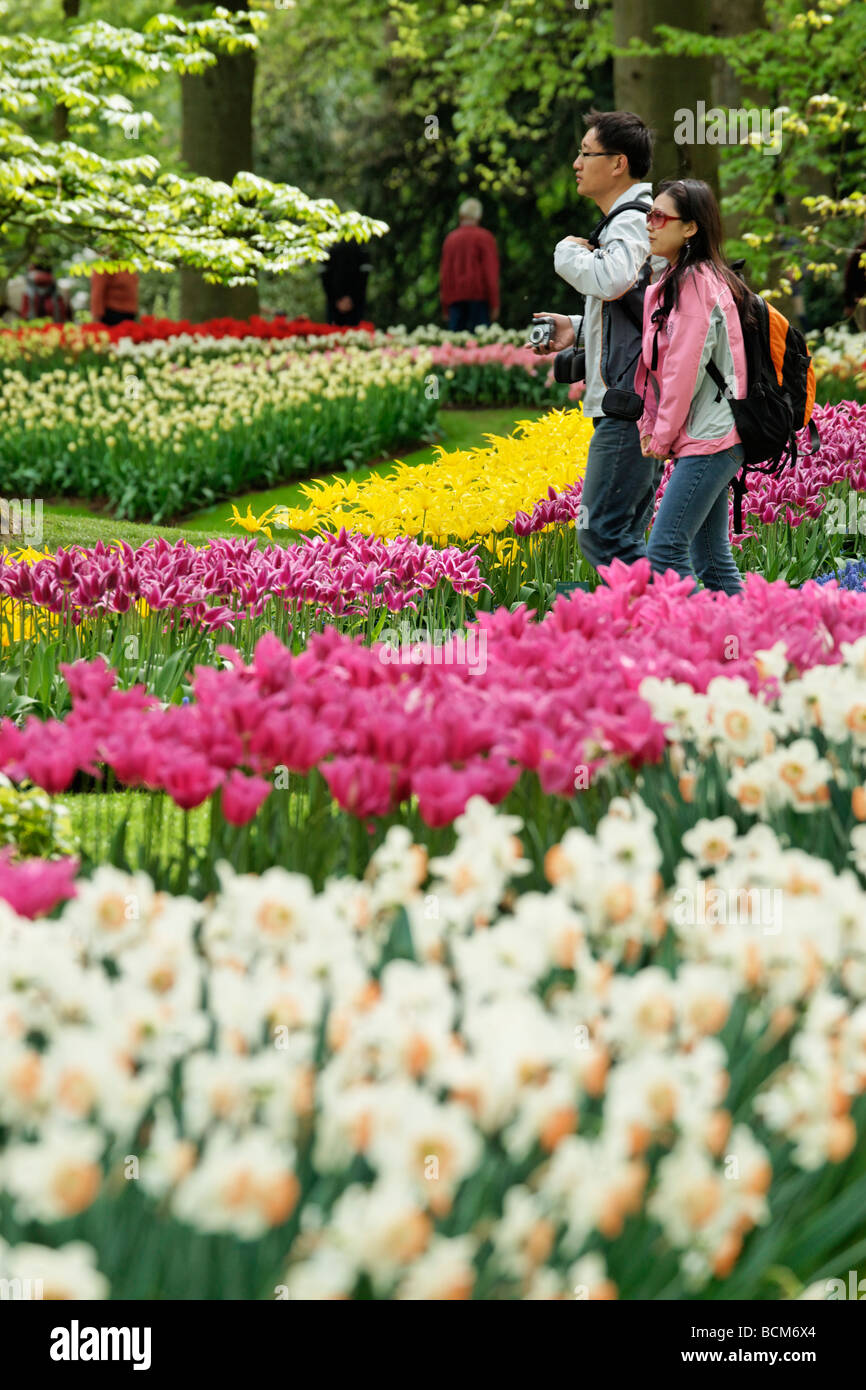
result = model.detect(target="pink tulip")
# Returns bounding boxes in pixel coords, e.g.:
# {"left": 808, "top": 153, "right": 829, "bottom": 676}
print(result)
{"left": 221, "top": 770, "right": 271, "bottom": 826}
{"left": 0, "top": 850, "right": 79, "bottom": 918}
{"left": 4, "top": 556, "right": 866, "bottom": 832}
{"left": 161, "top": 756, "right": 222, "bottom": 810}
{"left": 322, "top": 756, "right": 396, "bottom": 817}
{"left": 21, "top": 726, "right": 81, "bottom": 793}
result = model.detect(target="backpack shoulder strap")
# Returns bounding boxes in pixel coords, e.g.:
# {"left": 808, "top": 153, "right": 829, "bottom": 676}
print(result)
{"left": 588, "top": 199, "right": 652, "bottom": 247}
{"left": 706, "top": 359, "right": 728, "bottom": 402}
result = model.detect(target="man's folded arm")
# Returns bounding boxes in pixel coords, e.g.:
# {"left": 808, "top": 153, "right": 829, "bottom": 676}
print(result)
{"left": 554, "top": 227, "right": 647, "bottom": 302}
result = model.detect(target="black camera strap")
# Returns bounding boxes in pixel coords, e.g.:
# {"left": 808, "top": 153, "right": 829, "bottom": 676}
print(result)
{"left": 600, "top": 326, "right": 659, "bottom": 420}
{"left": 588, "top": 199, "right": 653, "bottom": 343}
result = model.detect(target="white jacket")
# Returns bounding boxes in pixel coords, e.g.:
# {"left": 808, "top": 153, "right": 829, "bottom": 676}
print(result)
{"left": 554, "top": 182, "right": 666, "bottom": 419}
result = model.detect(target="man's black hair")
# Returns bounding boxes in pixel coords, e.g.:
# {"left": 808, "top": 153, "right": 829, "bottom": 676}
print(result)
{"left": 582, "top": 109, "right": 654, "bottom": 180}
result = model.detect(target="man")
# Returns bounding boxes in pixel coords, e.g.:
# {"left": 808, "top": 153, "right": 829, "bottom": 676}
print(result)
{"left": 439, "top": 197, "right": 500, "bottom": 332}
{"left": 532, "top": 109, "right": 665, "bottom": 572}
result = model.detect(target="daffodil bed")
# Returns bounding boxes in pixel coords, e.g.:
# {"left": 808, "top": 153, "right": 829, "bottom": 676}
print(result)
{"left": 4, "top": 751, "right": 866, "bottom": 1299}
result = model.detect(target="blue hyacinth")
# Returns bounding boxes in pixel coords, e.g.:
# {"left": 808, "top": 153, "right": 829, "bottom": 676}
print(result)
{"left": 813, "top": 559, "right": 866, "bottom": 593}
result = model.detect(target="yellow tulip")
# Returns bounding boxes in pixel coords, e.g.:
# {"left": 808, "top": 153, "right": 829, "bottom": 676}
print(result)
{"left": 248, "top": 408, "right": 593, "bottom": 549}
{"left": 229, "top": 503, "right": 274, "bottom": 540}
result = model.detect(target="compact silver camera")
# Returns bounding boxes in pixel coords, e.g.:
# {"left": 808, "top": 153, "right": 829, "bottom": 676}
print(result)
{"left": 528, "top": 318, "right": 554, "bottom": 349}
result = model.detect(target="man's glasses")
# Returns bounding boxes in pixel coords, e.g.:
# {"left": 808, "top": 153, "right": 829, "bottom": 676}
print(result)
{"left": 646, "top": 209, "right": 683, "bottom": 229}
{"left": 577, "top": 149, "right": 621, "bottom": 160}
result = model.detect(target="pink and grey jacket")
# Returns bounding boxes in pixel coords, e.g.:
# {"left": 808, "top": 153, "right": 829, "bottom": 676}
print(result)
{"left": 634, "top": 263, "right": 747, "bottom": 460}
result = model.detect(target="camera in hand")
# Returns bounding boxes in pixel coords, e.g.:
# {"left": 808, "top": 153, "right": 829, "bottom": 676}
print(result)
{"left": 528, "top": 318, "right": 554, "bottom": 349}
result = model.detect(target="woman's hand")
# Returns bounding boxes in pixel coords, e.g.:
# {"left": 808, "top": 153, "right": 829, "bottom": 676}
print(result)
{"left": 641, "top": 436, "right": 666, "bottom": 460}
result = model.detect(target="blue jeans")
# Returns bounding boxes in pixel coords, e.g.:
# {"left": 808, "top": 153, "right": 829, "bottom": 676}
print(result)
{"left": 577, "top": 416, "right": 664, "bottom": 571}
{"left": 448, "top": 300, "right": 490, "bottom": 331}
{"left": 647, "top": 444, "right": 745, "bottom": 595}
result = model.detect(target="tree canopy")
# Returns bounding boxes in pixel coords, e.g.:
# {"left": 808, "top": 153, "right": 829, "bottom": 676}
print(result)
{"left": 0, "top": 1, "right": 387, "bottom": 287}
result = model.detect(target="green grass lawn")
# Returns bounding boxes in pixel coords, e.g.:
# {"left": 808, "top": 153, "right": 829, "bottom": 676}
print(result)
{"left": 32, "top": 405, "right": 547, "bottom": 551}
{"left": 34, "top": 511, "right": 238, "bottom": 554}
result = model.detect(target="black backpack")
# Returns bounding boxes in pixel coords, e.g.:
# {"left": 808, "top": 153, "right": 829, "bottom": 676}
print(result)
{"left": 704, "top": 278, "right": 819, "bottom": 533}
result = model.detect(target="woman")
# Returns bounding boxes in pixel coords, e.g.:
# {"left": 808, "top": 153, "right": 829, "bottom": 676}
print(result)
{"left": 635, "top": 178, "right": 752, "bottom": 595}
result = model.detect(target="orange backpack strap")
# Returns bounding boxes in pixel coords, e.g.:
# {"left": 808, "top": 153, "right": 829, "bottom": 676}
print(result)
{"left": 804, "top": 360, "right": 816, "bottom": 424}
{"left": 765, "top": 303, "right": 787, "bottom": 387}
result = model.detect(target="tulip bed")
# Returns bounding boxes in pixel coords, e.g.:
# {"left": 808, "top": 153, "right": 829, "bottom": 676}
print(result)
{"left": 4, "top": 559, "right": 866, "bottom": 888}
{"left": 2, "top": 356, "right": 866, "bottom": 1299}
{"left": 255, "top": 401, "right": 866, "bottom": 596}
{"left": 430, "top": 343, "right": 578, "bottom": 407}
{"left": 0, "top": 326, "right": 580, "bottom": 524}
{"left": 0, "top": 534, "right": 486, "bottom": 719}
{"left": 0, "top": 317, "right": 524, "bottom": 372}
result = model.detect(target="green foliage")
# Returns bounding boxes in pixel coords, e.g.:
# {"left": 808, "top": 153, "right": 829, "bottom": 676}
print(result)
{"left": 0, "top": 774, "right": 76, "bottom": 858}
{"left": 0, "top": 2, "right": 386, "bottom": 287}
{"left": 642, "top": 0, "right": 866, "bottom": 303}
{"left": 385, "top": 0, "right": 615, "bottom": 193}
{"left": 253, "top": 0, "right": 612, "bottom": 327}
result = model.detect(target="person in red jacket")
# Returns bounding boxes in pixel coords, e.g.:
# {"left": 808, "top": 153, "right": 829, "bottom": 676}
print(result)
{"left": 439, "top": 198, "right": 500, "bottom": 331}
{"left": 90, "top": 258, "right": 139, "bottom": 327}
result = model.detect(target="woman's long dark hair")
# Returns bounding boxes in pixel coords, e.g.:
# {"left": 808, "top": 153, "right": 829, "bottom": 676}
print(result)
{"left": 651, "top": 178, "right": 757, "bottom": 330}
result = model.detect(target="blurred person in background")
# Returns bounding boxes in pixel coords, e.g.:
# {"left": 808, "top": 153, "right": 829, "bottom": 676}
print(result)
{"left": 90, "top": 250, "right": 139, "bottom": 326}
{"left": 320, "top": 240, "right": 371, "bottom": 326}
{"left": 439, "top": 197, "right": 500, "bottom": 331}
{"left": 18, "top": 249, "right": 71, "bottom": 322}
{"left": 844, "top": 225, "right": 866, "bottom": 331}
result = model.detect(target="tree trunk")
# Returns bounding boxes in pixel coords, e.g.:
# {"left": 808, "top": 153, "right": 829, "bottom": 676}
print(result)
{"left": 711, "top": 0, "right": 826, "bottom": 314}
{"left": 176, "top": 0, "right": 259, "bottom": 320}
{"left": 710, "top": 0, "right": 767, "bottom": 243}
{"left": 53, "top": 0, "right": 81, "bottom": 142}
{"left": 613, "top": 0, "right": 718, "bottom": 194}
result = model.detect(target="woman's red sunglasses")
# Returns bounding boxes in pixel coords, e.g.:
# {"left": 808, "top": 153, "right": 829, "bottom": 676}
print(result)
{"left": 646, "top": 209, "right": 683, "bottom": 229}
